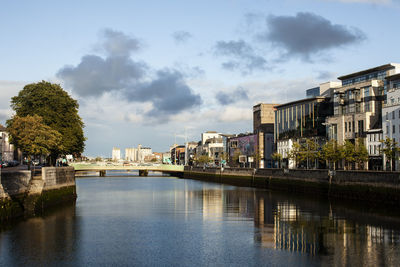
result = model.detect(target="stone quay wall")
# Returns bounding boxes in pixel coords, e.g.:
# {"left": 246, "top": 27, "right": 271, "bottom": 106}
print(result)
{"left": 184, "top": 167, "right": 400, "bottom": 205}
{"left": 0, "top": 167, "right": 76, "bottom": 221}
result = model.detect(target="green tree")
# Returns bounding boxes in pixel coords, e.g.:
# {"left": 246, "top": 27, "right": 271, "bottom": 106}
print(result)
{"left": 231, "top": 149, "right": 241, "bottom": 167}
{"left": 7, "top": 115, "right": 63, "bottom": 165}
{"left": 8, "top": 81, "right": 85, "bottom": 163}
{"left": 287, "top": 142, "right": 301, "bottom": 168}
{"left": 301, "top": 139, "right": 319, "bottom": 169}
{"left": 354, "top": 138, "right": 368, "bottom": 170}
{"left": 196, "top": 154, "right": 212, "bottom": 165}
{"left": 321, "top": 140, "right": 343, "bottom": 170}
{"left": 380, "top": 137, "right": 399, "bottom": 171}
{"left": 342, "top": 141, "right": 355, "bottom": 170}
{"left": 271, "top": 152, "right": 283, "bottom": 168}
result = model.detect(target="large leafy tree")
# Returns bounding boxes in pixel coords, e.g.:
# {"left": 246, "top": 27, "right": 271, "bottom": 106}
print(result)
{"left": 7, "top": 115, "right": 63, "bottom": 162}
{"left": 8, "top": 81, "right": 85, "bottom": 160}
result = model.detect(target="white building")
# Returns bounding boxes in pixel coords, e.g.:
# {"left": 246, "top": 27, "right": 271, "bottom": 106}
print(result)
{"left": 0, "top": 125, "right": 15, "bottom": 162}
{"left": 137, "top": 144, "right": 152, "bottom": 162}
{"left": 201, "top": 131, "right": 221, "bottom": 145}
{"left": 366, "top": 129, "right": 383, "bottom": 170}
{"left": 112, "top": 147, "right": 121, "bottom": 161}
{"left": 382, "top": 72, "right": 400, "bottom": 170}
{"left": 125, "top": 148, "right": 138, "bottom": 162}
{"left": 277, "top": 139, "right": 294, "bottom": 168}
{"left": 199, "top": 131, "right": 225, "bottom": 162}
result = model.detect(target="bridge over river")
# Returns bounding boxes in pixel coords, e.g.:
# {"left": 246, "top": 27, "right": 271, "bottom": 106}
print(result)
{"left": 70, "top": 163, "right": 184, "bottom": 177}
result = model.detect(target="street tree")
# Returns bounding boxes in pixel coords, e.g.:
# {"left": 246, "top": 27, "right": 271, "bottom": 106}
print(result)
{"left": 8, "top": 81, "right": 85, "bottom": 163}
{"left": 301, "top": 139, "right": 319, "bottom": 169}
{"left": 354, "top": 138, "right": 369, "bottom": 170}
{"left": 287, "top": 142, "right": 302, "bottom": 168}
{"left": 380, "top": 137, "right": 399, "bottom": 171}
{"left": 321, "top": 140, "right": 342, "bottom": 170}
{"left": 342, "top": 141, "right": 355, "bottom": 170}
{"left": 196, "top": 154, "right": 212, "bottom": 166}
{"left": 6, "top": 115, "right": 63, "bottom": 165}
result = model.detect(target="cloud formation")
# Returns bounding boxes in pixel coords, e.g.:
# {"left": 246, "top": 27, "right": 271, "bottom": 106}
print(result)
{"left": 57, "top": 29, "right": 201, "bottom": 121}
{"left": 258, "top": 12, "right": 366, "bottom": 60}
{"left": 214, "top": 40, "right": 268, "bottom": 74}
{"left": 172, "top": 31, "right": 192, "bottom": 43}
{"left": 216, "top": 87, "right": 249, "bottom": 105}
{"left": 124, "top": 69, "right": 202, "bottom": 117}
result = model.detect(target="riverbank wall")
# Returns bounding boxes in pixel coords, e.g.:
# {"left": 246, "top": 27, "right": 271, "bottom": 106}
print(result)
{"left": 184, "top": 167, "right": 400, "bottom": 205}
{"left": 0, "top": 167, "right": 76, "bottom": 221}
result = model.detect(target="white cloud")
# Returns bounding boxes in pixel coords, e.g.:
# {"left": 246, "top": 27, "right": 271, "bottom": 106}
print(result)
{"left": 217, "top": 107, "right": 252, "bottom": 122}
{"left": 0, "top": 80, "right": 27, "bottom": 124}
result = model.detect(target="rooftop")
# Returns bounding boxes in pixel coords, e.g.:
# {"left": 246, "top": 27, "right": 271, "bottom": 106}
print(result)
{"left": 0, "top": 124, "right": 6, "bottom": 131}
{"left": 338, "top": 63, "right": 400, "bottom": 81}
{"left": 274, "top": 96, "right": 327, "bottom": 109}
{"left": 386, "top": 73, "right": 400, "bottom": 81}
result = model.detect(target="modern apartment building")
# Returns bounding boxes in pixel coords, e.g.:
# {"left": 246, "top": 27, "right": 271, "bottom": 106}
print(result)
{"left": 326, "top": 64, "right": 400, "bottom": 146}
{"left": 275, "top": 82, "right": 338, "bottom": 168}
{"left": 382, "top": 72, "right": 400, "bottom": 170}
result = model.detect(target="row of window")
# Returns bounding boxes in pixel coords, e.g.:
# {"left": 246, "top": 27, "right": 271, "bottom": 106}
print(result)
{"left": 385, "top": 124, "right": 400, "bottom": 135}
{"left": 369, "top": 145, "right": 381, "bottom": 155}
{"left": 344, "top": 120, "right": 365, "bottom": 133}
{"left": 368, "top": 133, "right": 382, "bottom": 142}
{"left": 342, "top": 70, "right": 388, "bottom": 86}
{"left": 385, "top": 110, "right": 400, "bottom": 120}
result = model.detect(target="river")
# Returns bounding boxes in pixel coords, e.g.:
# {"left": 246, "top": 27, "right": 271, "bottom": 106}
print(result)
{"left": 1, "top": 173, "right": 400, "bottom": 266}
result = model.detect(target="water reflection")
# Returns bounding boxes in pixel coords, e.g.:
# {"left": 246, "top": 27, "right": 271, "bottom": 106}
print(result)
{"left": 196, "top": 184, "right": 400, "bottom": 266}
{"left": 0, "top": 204, "right": 78, "bottom": 266}
{"left": 1, "top": 177, "right": 400, "bottom": 266}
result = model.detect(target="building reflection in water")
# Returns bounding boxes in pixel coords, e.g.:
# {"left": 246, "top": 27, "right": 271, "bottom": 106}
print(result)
{"left": 0, "top": 204, "right": 78, "bottom": 266}
{"left": 192, "top": 184, "right": 400, "bottom": 265}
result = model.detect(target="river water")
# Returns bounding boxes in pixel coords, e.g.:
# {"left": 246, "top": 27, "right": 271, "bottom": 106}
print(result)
{"left": 1, "top": 174, "right": 400, "bottom": 266}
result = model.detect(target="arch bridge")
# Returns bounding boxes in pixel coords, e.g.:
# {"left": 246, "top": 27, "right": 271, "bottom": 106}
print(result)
{"left": 71, "top": 163, "right": 184, "bottom": 177}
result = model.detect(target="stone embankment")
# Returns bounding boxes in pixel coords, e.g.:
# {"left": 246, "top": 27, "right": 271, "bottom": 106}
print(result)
{"left": 184, "top": 167, "right": 400, "bottom": 205}
{"left": 0, "top": 167, "right": 76, "bottom": 221}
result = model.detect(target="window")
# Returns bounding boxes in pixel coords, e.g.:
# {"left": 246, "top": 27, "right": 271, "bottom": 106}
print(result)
{"left": 349, "top": 121, "right": 352, "bottom": 132}
{"left": 387, "top": 125, "right": 389, "bottom": 134}
{"left": 365, "top": 102, "right": 370, "bottom": 112}
{"left": 364, "top": 87, "right": 370, "bottom": 97}
{"left": 393, "top": 125, "right": 395, "bottom": 134}
{"left": 230, "top": 141, "right": 238, "bottom": 148}
{"left": 345, "top": 122, "right": 347, "bottom": 132}
{"left": 386, "top": 112, "right": 389, "bottom": 120}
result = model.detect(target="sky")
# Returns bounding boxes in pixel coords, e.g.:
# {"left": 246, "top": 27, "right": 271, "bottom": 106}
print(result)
{"left": 1, "top": 0, "right": 399, "bottom": 157}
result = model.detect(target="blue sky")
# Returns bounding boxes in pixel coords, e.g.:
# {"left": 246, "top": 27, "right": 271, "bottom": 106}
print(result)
{"left": 1, "top": 0, "right": 399, "bottom": 157}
